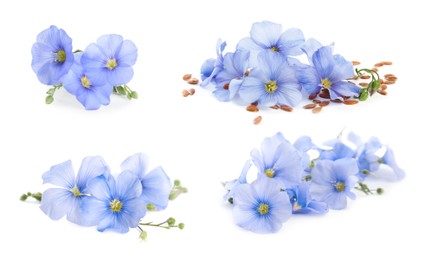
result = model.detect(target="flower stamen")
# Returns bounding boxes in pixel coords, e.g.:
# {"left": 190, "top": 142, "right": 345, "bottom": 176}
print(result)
{"left": 80, "top": 76, "right": 91, "bottom": 88}
{"left": 265, "top": 81, "right": 278, "bottom": 93}
{"left": 70, "top": 185, "right": 81, "bottom": 196}
{"left": 110, "top": 199, "right": 123, "bottom": 212}
{"left": 335, "top": 182, "right": 345, "bottom": 192}
{"left": 321, "top": 78, "right": 332, "bottom": 89}
{"left": 270, "top": 46, "right": 279, "bottom": 52}
{"left": 265, "top": 168, "right": 275, "bottom": 178}
{"left": 257, "top": 203, "right": 269, "bottom": 215}
{"left": 106, "top": 58, "right": 118, "bottom": 70}
{"left": 55, "top": 50, "right": 66, "bottom": 63}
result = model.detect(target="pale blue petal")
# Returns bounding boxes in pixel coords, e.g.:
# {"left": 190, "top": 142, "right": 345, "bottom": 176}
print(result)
{"left": 301, "top": 38, "right": 323, "bottom": 63}
{"left": 278, "top": 28, "right": 305, "bottom": 56}
{"left": 120, "top": 153, "right": 150, "bottom": 180}
{"left": 200, "top": 58, "right": 215, "bottom": 80}
{"left": 115, "top": 171, "right": 142, "bottom": 201}
{"left": 294, "top": 136, "right": 314, "bottom": 152}
{"left": 324, "top": 192, "right": 347, "bottom": 210}
{"left": 106, "top": 66, "right": 134, "bottom": 86}
{"left": 81, "top": 196, "right": 109, "bottom": 226}
{"left": 382, "top": 148, "right": 406, "bottom": 180}
{"left": 87, "top": 176, "right": 113, "bottom": 202}
{"left": 250, "top": 21, "right": 282, "bottom": 48}
{"left": 76, "top": 156, "right": 110, "bottom": 193}
{"left": 328, "top": 54, "right": 354, "bottom": 81}
{"left": 275, "top": 83, "right": 302, "bottom": 106}
{"left": 40, "top": 188, "right": 73, "bottom": 220}
{"left": 81, "top": 43, "right": 106, "bottom": 70}
{"left": 120, "top": 197, "right": 146, "bottom": 228}
{"left": 311, "top": 160, "right": 335, "bottom": 185}
{"left": 237, "top": 37, "right": 262, "bottom": 52}
{"left": 251, "top": 148, "right": 265, "bottom": 174}
{"left": 333, "top": 158, "right": 359, "bottom": 181}
{"left": 312, "top": 46, "right": 335, "bottom": 79}
{"left": 96, "top": 34, "right": 123, "bottom": 58}
{"left": 307, "top": 200, "right": 329, "bottom": 214}
{"left": 331, "top": 81, "right": 360, "bottom": 97}
{"left": 238, "top": 76, "right": 264, "bottom": 103}
{"left": 42, "top": 160, "right": 75, "bottom": 189}
{"left": 75, "top": 90, "right": 103, "bottom": 110}
{"left": 297, "top": 66, "right": 321, "bottom": 94}
{"left": 140, "top": 167, "right": 171, "bottom": 210}
{"left": 117, "top": 39, "right": 137, "bottom": 66}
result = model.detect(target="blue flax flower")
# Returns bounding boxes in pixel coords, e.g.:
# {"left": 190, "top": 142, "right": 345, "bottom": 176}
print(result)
{"left": 250, "top": 133, "right": 302, "bottom": 189}
{"left": 239, "top": 51, "right": 302, "bottom": 107}
{"left": 237, "top": 21, "right": 304, "bottom": 59}
{"left": 310, "top": 158, "right": 358, "bottom": 210}
{"left": 200, "top": 39, "right": 227, "bottom": 87}
{"left": 224, "top": 160, "right": 251, "bottom": 202}
{"left": 232, "top": 178, "right": 292, "bottom": 233}
{"left": 120, "top": 153, "right": 171, "bottom": 210}
{"left": 319, "top": 139, "right": 355, "bottom": 161}
{"left": 83, "top": 171, "right": 146, "bottom": 233}
{"left": 40, "top": 156, "right": 110, "bottom": 226}
{"left": 297, "top": 45, "right": 359, "bottom": 100}
{"left": 213, "top": 49, "right": 250, "bottom": 102}
{"left": 61, "top": 53, "right": 113, "bottom": 110}
{"left": 81, "top": 34, "right": 138, "bottom": 86}
{"left": 349, "top": 132, "right": 405, "bottom": 181}
{"left": 31, "top": 25, "right": 74, "bottom": 85}
{"left": 287, "top": 182, "right": 328, "bottom": 214}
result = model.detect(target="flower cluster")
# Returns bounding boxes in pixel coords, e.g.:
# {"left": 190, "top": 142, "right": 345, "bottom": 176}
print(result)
{"left": 224, "top": 132, "right": 405, "bottom": 234}
{"left": 31, "top": 25, "right": 138, "bottom": 110}
{"left": 22, "top": 153, "right": 187, "bottom": 239}
{"left": 199, "top": 21, "right": 392, "bottom": 111}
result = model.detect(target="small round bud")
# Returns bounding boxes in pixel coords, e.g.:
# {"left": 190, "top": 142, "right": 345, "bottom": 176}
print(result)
{"left": 139, "top": 230, "right": 148, "bottom": 241}
{"left": 178, "top": 223, "right": 185, "bottom": 230}
{"left": 377, "top": 188, "right": 384, "bottom": 195}
{"left": 146, "top": 203, "right": 156, "bottom": 211}
{"left": 167, "top": 217, "right": 176, "bottom": 226}
{"left": 169, "top": 193, "right": 177, "bottom": 200}
{"left": 359, "top": 90, "right": 368, "bottom": 101}
{"left": 130, "top": 91, "right": 138, "bottom": 99}
{"left": 174, "top": 180, "right": 181, "bottom": 186}
{"left": 20, "top": 194, "right": 28, "bottom": 201}
{"left": 45, "top": 95, "right": 54, "bottom": 104}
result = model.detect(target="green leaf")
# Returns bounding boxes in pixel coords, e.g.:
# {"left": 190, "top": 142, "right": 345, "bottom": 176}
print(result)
{"left": 45, "top": 95, "right": 54, "bottom": 104}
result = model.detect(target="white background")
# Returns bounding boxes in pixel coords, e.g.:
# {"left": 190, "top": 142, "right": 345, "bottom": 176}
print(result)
{"left": 1, "top": 0, "right": 424, "bottom": 259}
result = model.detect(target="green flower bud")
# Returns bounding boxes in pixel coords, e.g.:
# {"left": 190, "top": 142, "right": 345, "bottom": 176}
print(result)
{"left": 146, "top": 203, "right": 156, "bottom": 211}
{"left": 20, "top": 194, "right": 28, "bottom": 201}
{"left": 169, "top": 193, "right": 177, "bottom": 200}
{"left": 139, "top": 230, "right": 148, "bottom": 241}
{"left": 359, "top": 89, "right": 369, "bottom": 101}
{"left": 130, "top": 91, "right": 138, "bottom": 99}
{"left": 377, "top": 188, "right": 384, "bottom": 195}
{"left": 45, "top": 95, "right": 54, "bottom": 104}
{"left": 178, "top": 223, "right": 185, "bottom": 230}
{"left": 174, "top": 180, "right": 181, "bottom": 186}
{"left": 167, "top": 217, "right": 176, "bottom": 226}
{"left": 116, "top": 86, "right": 126, "bottom": 95}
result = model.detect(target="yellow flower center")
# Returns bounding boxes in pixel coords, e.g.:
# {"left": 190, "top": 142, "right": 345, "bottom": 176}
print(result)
{"left": 106, "top": 58, "right": 118, "bottom": 70}
{"left": 335, "top": 182, "right": 345, "bottom": 192}
{"left": 293, "top": 201, "right": 302, "bottom": 211}
{"left": 265, "top": 168, "right": 275, "bottom": 178}
{"left": 270, "top": 46, "right": 279, "bottom": 52}
{"left": 70, "top": 185, "right": 81, "bottom": 196}
{"left": 257, "top": 203, "right": 269, "bottom": 215}
{"left": 110, "top": 199, "right": 123, "bottom": 212}
{"left": 321, "top": 78, "right": 332, "bottom": 88}
{"left": 55, "top": 50, "right": 66, "bottom": 63}
{"left": 265, "top": 81, "right": 278, "bottom": 93}
{"left": 80, "top": 76, "right": 91, "bottom": 88}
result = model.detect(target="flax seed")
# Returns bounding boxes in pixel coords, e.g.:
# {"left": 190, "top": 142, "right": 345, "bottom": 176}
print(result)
{"left": 319, "top": 101, "right": 330, "bottom": 107}
{"left": 188, "top": 78, "right": 199, "bottom": 85}
{"left": 343, "top": 99, "right": 359, "bottom": 105}
{"left": 182, "top": 89, "right": 190, "bottom": 97}
{"left": 183, "top": 74, "right": 192, "bottom": 81}
{"left": 281, "top": 105, "right": 293, "bottom": 112}
{"left": 246, "top": 104, "right": 259, "bottom": 112}
{"left": 312, "top": 106, "right": 322, "bottom": 113}
{"left": 304, "top": 104, "right": 316, "bottom": 109}
{"left": 253, "top": 116, "right": 262, "bottom": 125}
{"left": 352, "top": 61, "right": 361, "bottom": 65}
{"left": 360, "top": 75, "right": 371, "bottom": 79}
